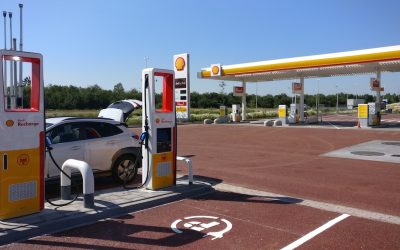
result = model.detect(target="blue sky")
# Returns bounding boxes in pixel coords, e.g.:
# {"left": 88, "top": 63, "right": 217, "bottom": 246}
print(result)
{"left": 2, "top": 0, "right": 400, "bottom": 95}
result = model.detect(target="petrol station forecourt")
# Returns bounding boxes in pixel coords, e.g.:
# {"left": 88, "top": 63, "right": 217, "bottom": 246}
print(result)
{"left": 2, "top": 45, "right": 400, "bottom": 249}
{"left": 1, "top": 4, "right": 400, "bottom": 248}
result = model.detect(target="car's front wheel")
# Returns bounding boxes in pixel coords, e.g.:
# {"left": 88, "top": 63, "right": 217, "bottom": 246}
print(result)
{"left": 112, "top": 154, "right": 139, "bottom": 184}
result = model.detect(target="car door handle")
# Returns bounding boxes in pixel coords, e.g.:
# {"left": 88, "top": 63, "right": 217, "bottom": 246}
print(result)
{"left": 70, "top": 146, "right": 81, "bottom": 150}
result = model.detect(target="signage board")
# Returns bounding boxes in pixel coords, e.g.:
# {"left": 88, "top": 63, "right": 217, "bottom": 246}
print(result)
{"left": 210, "top": 64, "right": 222, "bottom": 76}
{"left": 370, "top": 78, "right": 381, "bottom": 91}
{"left": 173, "top": 53, "right": 190, "bottom": 121}
{"left": 292, "top": 82, "right": 304, "bottom": 94}
{"left": 233, "top": 86, "right": 245, "bottom": 96}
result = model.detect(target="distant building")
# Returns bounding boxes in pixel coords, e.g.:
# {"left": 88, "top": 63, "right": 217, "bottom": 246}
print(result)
{"left": 347, "top": 99, "right": 364, "bottom": 109}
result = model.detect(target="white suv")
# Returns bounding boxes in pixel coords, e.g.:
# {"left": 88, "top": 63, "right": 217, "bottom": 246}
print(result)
{"left": 45, "top": 117, "right": 141, "bottom": 183}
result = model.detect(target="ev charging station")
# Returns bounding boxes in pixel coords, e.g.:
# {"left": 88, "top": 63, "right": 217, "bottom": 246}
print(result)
{"left": 0, "top": 50, "right": 45, "bottom": 219}
{"left": 142, "top": 68, "right": 177, "bottom": 190}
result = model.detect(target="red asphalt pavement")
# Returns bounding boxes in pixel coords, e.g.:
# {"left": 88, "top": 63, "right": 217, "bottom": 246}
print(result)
{"left": 3, "top": 123, "right": 400, "bottom": 249}
{"left": 176, "top": 124, "right": 400, "bottom": 216}
{"left": 5, "top": 191, "right": 400, "bottom": 249}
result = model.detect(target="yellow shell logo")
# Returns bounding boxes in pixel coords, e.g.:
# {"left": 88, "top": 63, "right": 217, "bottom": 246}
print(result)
{"left": 156, "top": 118, "right": 161, "bottom": 124}
{"left": 17, "top": 154, "right": 30, "bottom": 166}
{"left": 212, "top": 65, "right": 220, "bottom": 75}
{"left": 175, "top": 57, "right": 185, "bottom": 71}
{"left": 6, "top": 120, "right": 14, "bottom": 127}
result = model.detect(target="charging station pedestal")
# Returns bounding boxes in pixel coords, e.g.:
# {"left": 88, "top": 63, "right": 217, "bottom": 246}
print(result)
{"left": 142, "top": 68, "right": 176, "bottom": 190}
{"left": 0, "top": 50, "right": 45, "bottom": 219}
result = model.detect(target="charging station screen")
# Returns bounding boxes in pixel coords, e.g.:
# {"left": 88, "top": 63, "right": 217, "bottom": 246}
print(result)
{"left": 157, "top": 128, "right": 171, "bottom": 153}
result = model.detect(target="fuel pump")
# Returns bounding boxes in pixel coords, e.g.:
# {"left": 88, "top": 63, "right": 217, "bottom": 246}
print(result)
{"left": 0, "top": 50, "right": 45, "bottom": 219}
{"left": 288, "top": 103, "right": 299, "bottom": 124}
{"left": 142, "top": 68, "right": 177, "bottom": 190}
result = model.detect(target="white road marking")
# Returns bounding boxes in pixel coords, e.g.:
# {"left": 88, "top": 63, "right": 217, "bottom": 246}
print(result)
{"left": 327, "top": 121, "right": 340, "bottom": 129}
{"left": 280, "top": 214, "right": 350, "bottom": 250}
{"left": 171, "top": 215, "right": 233, "bottom": 240}
{"left": 213, "top": 182, "right": 400, "bottom": 225}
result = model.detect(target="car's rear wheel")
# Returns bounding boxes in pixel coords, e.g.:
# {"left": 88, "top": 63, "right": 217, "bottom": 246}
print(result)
{"left": 112, "top": 154, "right": 138, "bottom": 184}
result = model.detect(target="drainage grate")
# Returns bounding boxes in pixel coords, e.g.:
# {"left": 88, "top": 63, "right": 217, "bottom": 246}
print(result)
{"left": 381, "top": 142, "right": 400, "bottom": 146}
{"left": 392, "top": 154, "right": 400, "bottom": 157}
{"left": 350, "top": 151, "right": 385, "bottom": 156}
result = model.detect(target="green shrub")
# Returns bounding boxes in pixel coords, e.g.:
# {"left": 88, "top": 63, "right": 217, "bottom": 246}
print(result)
{"left": 190, "top": 113, "right": 219, "bottom": 122}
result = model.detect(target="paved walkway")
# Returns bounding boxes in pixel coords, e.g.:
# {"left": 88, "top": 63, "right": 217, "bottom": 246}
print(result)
{"left": 0, "top": 179, "right": 211, "bottom": 246}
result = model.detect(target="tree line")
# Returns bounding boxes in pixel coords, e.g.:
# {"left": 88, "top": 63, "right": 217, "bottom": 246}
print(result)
{"left": 41, "top": 83, "right": 400, "bottom": 109}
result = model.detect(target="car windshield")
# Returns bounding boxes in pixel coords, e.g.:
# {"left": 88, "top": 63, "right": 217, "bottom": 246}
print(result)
{"left": 45, "top": 123, "right": 54, "bottom": 128}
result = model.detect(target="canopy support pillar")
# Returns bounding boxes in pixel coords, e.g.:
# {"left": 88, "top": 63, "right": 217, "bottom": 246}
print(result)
{"left": 299, "top": 77, "right": 305, "bottom": 122}
{"left": 241, "top": 81, "right": 247, "bottom": 121}
{"left": 376, "top": 69, "right": 381, "bottom": 105}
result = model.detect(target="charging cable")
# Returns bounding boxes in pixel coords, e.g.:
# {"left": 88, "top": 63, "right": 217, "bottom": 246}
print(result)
{"left": 45, "top": 139, "right": 81, "bottom": 207}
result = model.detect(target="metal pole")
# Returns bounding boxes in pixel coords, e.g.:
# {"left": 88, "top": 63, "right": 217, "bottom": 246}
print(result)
{"left": 3, "top": 11, "right": 7, "bottom": 105}
{"left": 13, "top": 38, "right": 17, "bottom": 108}
{"left": 336, "top": 85, "right": 338, "bottom": 114}
{"left": 255, "top": 82, "right": 258, "bottom": 110}
{"left": 376, "top": 70, "right": 381, "bottom": 105}
{"left": 299, "top": 77, "right": 304, "bottom": 122}
{"left": 19, "top": 4, "right": 22, "bottom": 52}
{"left": 316, "top": 79, "right": 320, "bottom": 122}
{"left": 18, "top": 4, "right": 23, "bottom": 106}
{"left": 9, "top": 12, "right": 15, "bottom": 109}
{"left": 2, "top": 12, "right": 5, "bottom": 49}
{"left": 241, "top": 81, "right": 247, "bottom": 121}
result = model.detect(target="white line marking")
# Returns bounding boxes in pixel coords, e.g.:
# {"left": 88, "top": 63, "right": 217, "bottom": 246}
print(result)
{"left": 213, "top": 182, "right": 400, "bottom": 225}
{"left": 280, "top": 214, "right": 350, "bottom": 250}
{"left": 327, "top": 121, "right": 340, "bottom": 129}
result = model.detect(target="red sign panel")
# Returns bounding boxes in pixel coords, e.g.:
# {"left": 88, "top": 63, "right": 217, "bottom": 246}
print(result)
{"left": 176, "top": 101, "right": 187, "bottom": 106}
{"left": 234, "top": 87, "right": 244, "bottom": 93}
{"left": 292, "top": 82, "right": 303, "bottom": 93}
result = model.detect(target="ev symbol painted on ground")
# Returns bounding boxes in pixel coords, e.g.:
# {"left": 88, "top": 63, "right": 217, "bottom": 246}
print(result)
{"left": 171, "top": 215, "right": 232, "bottom": 240}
